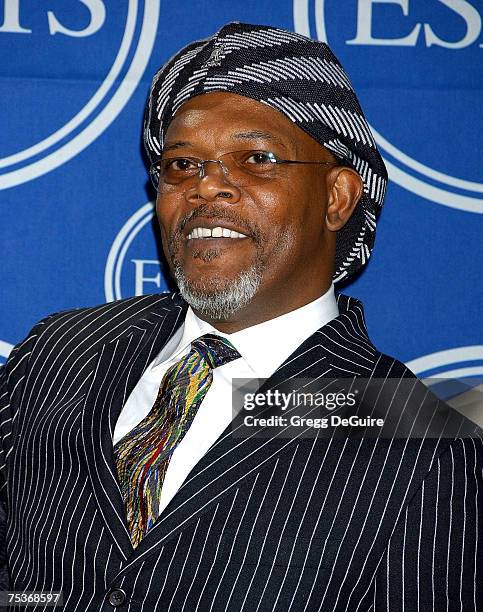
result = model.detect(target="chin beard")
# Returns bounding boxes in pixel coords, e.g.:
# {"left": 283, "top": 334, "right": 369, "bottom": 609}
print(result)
{"left": 173, "top": 262, "right": 263, "bottom": 321}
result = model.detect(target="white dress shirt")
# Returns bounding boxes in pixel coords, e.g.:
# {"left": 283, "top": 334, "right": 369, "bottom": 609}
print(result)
{"left": 113, "top": 285, "right": 339, "bottom": 514}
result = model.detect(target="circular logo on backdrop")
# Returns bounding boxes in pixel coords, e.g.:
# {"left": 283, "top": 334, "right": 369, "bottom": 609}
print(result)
{"left": 105, "top": 201, "right": 170, "bottom": 301}
{"left": 293, "top": 0, "right": 483, "bottom": 213}
{"left": 406, "top": 345, "right": 483, "bottom": 378}
{"left": 406, "top": 345, "right": 483, "bottom": 422}
{"left": 0, "top": 0, "right": 160, "bottom": 190}
{"left": 0, "top": 340, "right": 14, "bottom": 366}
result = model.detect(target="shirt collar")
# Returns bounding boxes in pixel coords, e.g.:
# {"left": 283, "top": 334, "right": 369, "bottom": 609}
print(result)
{"left": 152, "top": 284, "right": 339, "bottom": 377}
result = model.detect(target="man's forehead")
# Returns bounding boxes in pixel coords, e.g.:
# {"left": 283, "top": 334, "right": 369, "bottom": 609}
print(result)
{"left": 166, "top": 92, "right": 293, "bottom": 131}
{"left": 164, "top": 92, "right": 320, "bottom": 153}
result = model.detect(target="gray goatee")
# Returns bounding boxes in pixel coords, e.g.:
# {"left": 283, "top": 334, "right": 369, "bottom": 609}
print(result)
{"left": 173, "top": 261, "right": 262, "bottom": 321}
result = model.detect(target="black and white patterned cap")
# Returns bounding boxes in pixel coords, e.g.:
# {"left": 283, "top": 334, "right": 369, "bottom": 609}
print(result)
{"left": 144, "top": 22, "right": 388, "bottom": 283}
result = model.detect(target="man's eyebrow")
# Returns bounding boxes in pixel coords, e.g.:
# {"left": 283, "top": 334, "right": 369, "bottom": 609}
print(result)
{"left": 162, "top": 141, "right": 191, "bottom": 153}
{"left": 232, "top": 130, "right": 286, "bottom": 145}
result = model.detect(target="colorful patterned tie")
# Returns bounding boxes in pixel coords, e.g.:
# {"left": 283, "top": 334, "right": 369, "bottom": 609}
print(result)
{"left": 114, "top": 333, "right": 240, "bottom": 547}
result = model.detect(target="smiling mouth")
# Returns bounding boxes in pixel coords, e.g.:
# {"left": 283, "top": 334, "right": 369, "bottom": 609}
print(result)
{"left": 186, "top": 226, "right": 249, "bottom": 240}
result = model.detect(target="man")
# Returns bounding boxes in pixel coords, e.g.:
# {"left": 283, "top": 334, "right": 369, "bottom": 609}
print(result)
{"left": 0, "top": 22, "right": 481, "bottom": 611}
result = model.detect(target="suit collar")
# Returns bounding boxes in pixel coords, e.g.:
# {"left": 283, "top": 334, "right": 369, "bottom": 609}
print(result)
{"left": 262, "top": 293, "right": 376, "bottom": 387}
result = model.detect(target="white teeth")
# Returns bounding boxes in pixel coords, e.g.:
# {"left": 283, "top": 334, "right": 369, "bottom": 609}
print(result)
{"left": 187, "top": 226, "right": 248, "bottom": 240}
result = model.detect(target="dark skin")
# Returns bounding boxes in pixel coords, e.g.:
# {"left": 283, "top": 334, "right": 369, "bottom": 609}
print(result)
{"left": 156, "top": 92, "right": 362, "bottom": 333}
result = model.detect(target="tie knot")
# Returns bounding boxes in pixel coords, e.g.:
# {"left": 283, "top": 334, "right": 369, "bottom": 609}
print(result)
{"left": 191, "top": 333, "right": 240, "bottom": 369}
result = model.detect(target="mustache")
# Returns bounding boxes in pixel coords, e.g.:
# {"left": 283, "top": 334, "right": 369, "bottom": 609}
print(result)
{"left": 168, "top": 203, "right": 265, "bottom": 256}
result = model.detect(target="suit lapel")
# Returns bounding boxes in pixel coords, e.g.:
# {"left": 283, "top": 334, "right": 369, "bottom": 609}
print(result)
{"left": 120, "top": 293, "right": 378, "bottom": 569}
{"left": 81, "top": 297, "right": 186, "bottom": 560}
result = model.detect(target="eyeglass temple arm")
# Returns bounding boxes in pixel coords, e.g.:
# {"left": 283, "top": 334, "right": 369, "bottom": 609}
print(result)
{"left": 276, "top": 159, "right": 339, "bottom": 166}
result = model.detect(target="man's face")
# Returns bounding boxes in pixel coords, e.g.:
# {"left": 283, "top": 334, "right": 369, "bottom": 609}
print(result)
{"left": 155, "top": 92, "right": 339, "bottom": 326}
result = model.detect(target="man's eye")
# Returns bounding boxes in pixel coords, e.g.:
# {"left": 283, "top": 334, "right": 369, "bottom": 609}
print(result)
{"left": 245, "top": 151, "right": 276, "bottom": 165}
{"left": 165, "top": 158, "right": 197, "bottom": 171}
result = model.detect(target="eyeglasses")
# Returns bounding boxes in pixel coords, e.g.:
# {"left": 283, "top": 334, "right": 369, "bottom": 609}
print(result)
{"left": 149, "top": 149, "right": 338, "bottom": 193}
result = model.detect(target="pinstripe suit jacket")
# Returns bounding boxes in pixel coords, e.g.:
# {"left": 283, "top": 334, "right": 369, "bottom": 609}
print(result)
{"left": 0, "top": 293, "right": 481, "bottom": 612}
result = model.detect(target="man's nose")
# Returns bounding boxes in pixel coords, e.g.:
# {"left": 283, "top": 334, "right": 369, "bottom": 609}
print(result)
{"left": 185, "top": 161, "right": 241, "bottom": 204}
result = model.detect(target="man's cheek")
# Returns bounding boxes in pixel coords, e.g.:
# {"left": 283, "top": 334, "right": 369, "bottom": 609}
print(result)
{"left": 158, "top": 226, "right": 171, "bottom": 255}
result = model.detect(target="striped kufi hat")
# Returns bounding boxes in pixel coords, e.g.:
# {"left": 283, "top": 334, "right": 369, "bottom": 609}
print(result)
{"left": 144, "top": 22, "right": 388, "bottom": 282}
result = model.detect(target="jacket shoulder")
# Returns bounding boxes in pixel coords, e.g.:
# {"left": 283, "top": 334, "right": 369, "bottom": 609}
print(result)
{"left": 3, "top": 293, "right": 185, "bottom": 378}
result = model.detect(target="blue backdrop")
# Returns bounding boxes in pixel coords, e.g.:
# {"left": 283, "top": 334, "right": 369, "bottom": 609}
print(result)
{"left": 1, "top": 0, "right": 482, "bottom": 381}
